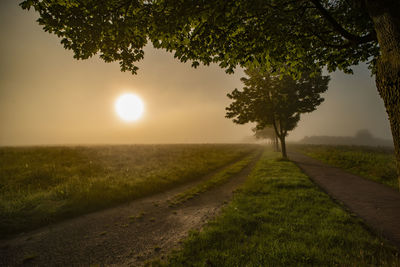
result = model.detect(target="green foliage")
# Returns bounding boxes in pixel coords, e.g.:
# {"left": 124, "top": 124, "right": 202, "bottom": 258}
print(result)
{"left": 226, "top": 67, "right": 329, "bottom": 158}
{"left": 154, "top": 150, "right": 399, "bottom": 266}
{"left": 226, "top": 67, "right": 329, "bottom": 136}
{"left": 19, "top": 0, "right": 379, "bottom": 75}
{"left": 0, "top": 144, "right": 257, "bottom": 237}
{"left": 295, "top": 144, "right": 398, "bottom": 190}
{"left": 253, "top": 126, "right": 275, "bottom": 140}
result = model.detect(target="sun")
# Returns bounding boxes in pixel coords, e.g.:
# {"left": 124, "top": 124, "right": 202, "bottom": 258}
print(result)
{"left": 115, "top": 93, "right": 144, "bottom": 122}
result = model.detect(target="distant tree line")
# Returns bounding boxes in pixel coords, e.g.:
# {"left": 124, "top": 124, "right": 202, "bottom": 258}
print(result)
{"left": 300, "top": 129, "right": 394, "bottom": 147}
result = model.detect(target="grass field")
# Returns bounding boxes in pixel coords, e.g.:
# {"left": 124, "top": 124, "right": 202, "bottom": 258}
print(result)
{"left": 169, "top": 153, "right": 257, "bottom": 207}
{"left": 0, "top": 144, "right": 258, "bottom": 238}
{"left": 153, "top": 150, "right": 399, "bottom": 266}
{"left": 293, "top": 144, "right": 398, "bottom": 190}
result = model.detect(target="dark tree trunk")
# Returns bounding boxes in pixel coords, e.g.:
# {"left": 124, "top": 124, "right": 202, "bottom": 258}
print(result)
{"left": 279, "top": 136, "right": 287, "bottom": 159}
{"left": 275, "top": 135, "right": 280, "bottom": 152}
{"left": 272, "top": 119, "right": 285, "bottom": 157}
{"left": 366, "top": 0, "right": 400, "bottom": 189}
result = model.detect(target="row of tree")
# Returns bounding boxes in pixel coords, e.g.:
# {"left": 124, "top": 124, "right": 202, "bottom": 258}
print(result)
{"left": 254, "top": 127, "right": 280, "bottom": 152}
{"left": 226, "top": 67, "right": 329, "bottom": 158}
{"left": 20, "top": 0, "right": 400, "bottom": 188}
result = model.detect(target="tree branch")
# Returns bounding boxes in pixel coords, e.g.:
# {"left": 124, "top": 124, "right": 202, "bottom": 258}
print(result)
{"left": 313, "top": 31, "right": 353, "bottom": 49}
{"left": 310, "top": 0, "right": 376, "bottom": 44}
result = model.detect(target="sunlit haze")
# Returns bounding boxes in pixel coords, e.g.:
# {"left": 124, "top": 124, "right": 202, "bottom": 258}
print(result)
{"left": 0, "top": 0, "right": 393, "bottom": 145}
{"left": 115, "top": 93, "right": 145, "bottom": 122}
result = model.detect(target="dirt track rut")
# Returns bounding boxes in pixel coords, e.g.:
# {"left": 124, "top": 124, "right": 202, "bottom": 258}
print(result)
{"left": 0, "top": 150, "right": 262, "bottom": 266}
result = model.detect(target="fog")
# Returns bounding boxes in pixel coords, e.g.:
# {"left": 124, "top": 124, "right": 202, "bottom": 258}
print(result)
{"left": 0, "top": 0, "right": 393, "bottom": 146}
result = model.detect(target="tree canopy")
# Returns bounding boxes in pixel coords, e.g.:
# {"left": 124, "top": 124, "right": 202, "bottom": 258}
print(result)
{"left": 253, "top": 126, "right": 280, "bottom": 152}
{"left": 20, "top": 0, "right": 379, "bottom": 75}
{"left": 253, "top": 127, "right": 276, "bottom": 141}
{"left": 226, "top": 67, "right": 330, "bottom": 158}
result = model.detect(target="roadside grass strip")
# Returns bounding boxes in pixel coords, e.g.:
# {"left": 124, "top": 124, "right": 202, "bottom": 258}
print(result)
{"left": 168, "top": 153, "right": 258, "bottom": 207}
{"left": 154, "top": 150, "right": 400, "bottom": 266}
{"left": 295, "top": 144, "right": 398, "bottom": 190}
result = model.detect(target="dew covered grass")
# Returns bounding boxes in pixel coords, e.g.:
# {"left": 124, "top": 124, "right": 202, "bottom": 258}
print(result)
{"left": 294, "top": 144, "right": 398, "bottom": 190}
{"left": 0, "top": 144, "right": 258, "bottom": 238}
{"left": 169, "top": 152, "right": 258, "bottom": 206}
{"left": 153, "top": 150, "right": 399, "bottom": 266}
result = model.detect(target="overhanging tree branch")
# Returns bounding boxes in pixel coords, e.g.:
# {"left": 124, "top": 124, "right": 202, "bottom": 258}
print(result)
{"left": 310, "top": 0, "right": 377, "bottom": 44}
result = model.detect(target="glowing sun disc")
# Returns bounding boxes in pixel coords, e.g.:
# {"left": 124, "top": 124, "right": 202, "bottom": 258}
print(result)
{"left": 115, "top": 93, "right": 144, "bottom": 122}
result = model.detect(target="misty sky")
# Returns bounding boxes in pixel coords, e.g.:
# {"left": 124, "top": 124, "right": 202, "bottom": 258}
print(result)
{"left": 0, "top": 1, "right": 393, "bottom": 146}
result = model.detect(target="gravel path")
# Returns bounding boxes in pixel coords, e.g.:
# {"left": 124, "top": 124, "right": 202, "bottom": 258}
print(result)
{"left": 289, "top": 151, "right": 400, "bottom": 251}
{"left": 0, "top": 150, "right": 262, "bottom": 266}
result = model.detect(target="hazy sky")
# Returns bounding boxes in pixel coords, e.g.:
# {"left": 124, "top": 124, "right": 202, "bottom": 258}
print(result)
{"left": 0, "top": 1, "right": 393, "bottom": 145}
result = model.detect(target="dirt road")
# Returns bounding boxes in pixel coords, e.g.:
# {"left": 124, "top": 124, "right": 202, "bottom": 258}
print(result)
{"left": 0, "top": 151, "right": 262, "bottom": 266}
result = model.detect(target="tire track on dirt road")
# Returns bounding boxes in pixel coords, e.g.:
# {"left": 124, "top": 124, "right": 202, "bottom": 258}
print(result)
{"left": 0, "top": 149, "right": 263, "bottom": 266}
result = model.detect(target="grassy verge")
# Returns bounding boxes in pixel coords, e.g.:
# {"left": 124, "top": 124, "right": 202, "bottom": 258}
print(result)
{"left": 153, "top": 150, "right": 399, "bottom": 266}
{"left": 0, "top": 144, "right": 258, "bottom": 238}
{"left": 294, "top": 144, "right": 398, "bottom": 190}
{"left": 168, "top": 153, "right": 258, "bottom": 206}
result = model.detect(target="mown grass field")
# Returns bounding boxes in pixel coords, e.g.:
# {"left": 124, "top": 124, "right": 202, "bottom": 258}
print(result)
{"left": 153, "top": 150, "right": 399, "bottom": 266}
{"left": 293, "top": 144, "right": 398, "bottom": 190}
{"left": 0, "top": 144, "right": 258, "bottom": 238}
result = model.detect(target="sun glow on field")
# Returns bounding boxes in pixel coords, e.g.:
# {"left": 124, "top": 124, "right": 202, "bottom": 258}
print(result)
{"left": 115, "top": 93, "right": 144, "bottom": 122}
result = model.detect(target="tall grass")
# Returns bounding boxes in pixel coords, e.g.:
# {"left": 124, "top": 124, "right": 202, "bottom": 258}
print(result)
{"left": 294, "top": 145, "right": 398, "bottom": 190}
{"left": 0, "top": 144, "right": 258, "bottom": 238}
{"left": 153, "top": 150, "right": 399, "bottom": 266}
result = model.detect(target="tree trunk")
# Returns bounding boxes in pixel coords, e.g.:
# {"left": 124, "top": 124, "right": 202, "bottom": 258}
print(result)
{"left": 279, "top": 136, "right": 287, "bottom": 159}
{"left": 366, "top": 0, "right": 400, "bottom": 189}
{"left": 275, "top": 135, "right": 280, "bottom": 152}
{"left": 272, "top": 119, "right": 283, "bottom": 154}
